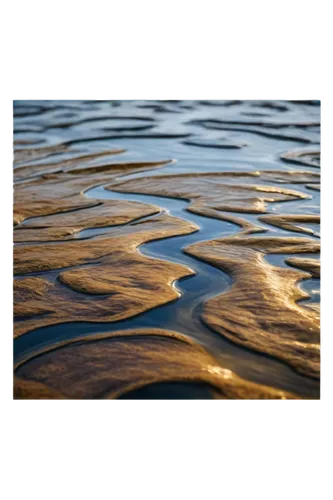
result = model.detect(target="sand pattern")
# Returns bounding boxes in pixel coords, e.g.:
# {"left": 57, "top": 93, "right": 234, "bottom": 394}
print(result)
{"left": 111, "top": 171, "right": 320, "bottom": 378}
{"left": 14, "top": 329, "right": 296, "bottom": 399}
{"left": 13, "top": 100, "right": 320, "bottom": 399}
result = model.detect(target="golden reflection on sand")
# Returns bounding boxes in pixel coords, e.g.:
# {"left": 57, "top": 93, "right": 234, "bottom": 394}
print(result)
{"left": 13, "top": 101, "right": 320, "bottom": 399}
{"left": 14, "top": 329, "right": 296, "bottom": 400}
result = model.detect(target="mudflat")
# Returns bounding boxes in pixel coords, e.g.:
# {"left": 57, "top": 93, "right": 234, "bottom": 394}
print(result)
{"left": 13, "top": 100, "right": 320, "bottom": 399}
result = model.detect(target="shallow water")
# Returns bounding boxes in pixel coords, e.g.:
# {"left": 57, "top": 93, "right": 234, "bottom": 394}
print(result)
{"left": 13, "top": 100, "right": 320, "bottom": 398}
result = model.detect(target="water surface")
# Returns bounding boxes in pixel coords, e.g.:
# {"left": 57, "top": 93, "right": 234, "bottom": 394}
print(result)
{"left": 13, "top": 100, "right": 321, "bottom": 398}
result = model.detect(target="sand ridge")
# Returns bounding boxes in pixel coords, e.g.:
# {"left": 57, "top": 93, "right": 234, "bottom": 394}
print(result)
{"left": 14, "top": 148, "right": 125, "bottom": 180}
{"left": 280, "top": 149, "right": 320, "bottom": 168}
{"left": 285, "top": 257, "right": 320, "bottom": 278}
{"left": 14, "top": 157, "right": 171, "bottom": 225}
{"left": 185, "top": 235, "right": 320, "bottom": 378}
{"left": 14, "top": 328, "right": 296, "bottom": 400}
{"left": 259, "top": 214, "right": 320, "bottom": 237}
{"left": 110, "top": 170, "right": 319, "bottom": 233}
{"left": 14, "top": 214, "right": 198, "bottom": 336}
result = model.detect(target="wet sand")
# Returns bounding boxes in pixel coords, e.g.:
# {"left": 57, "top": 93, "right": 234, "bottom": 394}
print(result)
{"left": 14, "top": 329, "right": 295, "bottom": 400}
{"left": 14, "top": 213, "right": 198, "bottom": 336}
{"left": 186, "top": 235, "right": 319, "bottom": 379}
{"left": 13, "top": 100, "right": 320, "bottom": 399}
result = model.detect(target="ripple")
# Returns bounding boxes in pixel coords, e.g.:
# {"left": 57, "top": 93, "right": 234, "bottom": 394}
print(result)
{"left": 259, "top": 214, "right": 320, "bottom": 237}
{"left": 46, "top": 115, "right": 157, "bottom": 129}
{"left": 189, "top": 120, "right": 317, "bottom": 143}
{"left": 281, "top": 149, "right": 320, "bottom": 168}
{"left": 182, "top": 138, "right": 247, "bottom": 149}
{"left": 250, "top": 101, "right": 290, "bottom": 112}
{"left": 199, "top": 100, "right": 242, "bottom": 107}
{"left": 290, "top": 100, "right": 320, "bottom": 106}
{"left": 13, "top": 104, "right": 45, "bottom": 118}
{"left": 286, "top": 257, "right": 320, "bottom": 278}
{"left": 191, "top": 118, "right": 320, "bottom": 129}
{"left": 63, "top": 132, "right": 192, "bottom": 146}
{"left": 241, "top": 112, "right": 271, "bottom": 117}
{"left": 14, "top": 143, "right": 69, "bottom": 165}
{"left": 100, "top": 124, "right": 155, "bottom": 132}
{"left": 14, "top": 148, "right": 125, "bottom": 180}
{"left": 14, "top": 139, "right": 43, "bottom": 146}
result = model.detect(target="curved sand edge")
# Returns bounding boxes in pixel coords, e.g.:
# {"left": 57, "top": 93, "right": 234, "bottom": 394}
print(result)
{"left": 185, "top": 236, "right": 321, "bottom": 378}
{"left": 285, "top": 257, "right": 324, "bottom": 278}
{"left": 15, "top": 328, "right": 297, "bottom": 400}
{"left": 13, "top": 214, "right": 198, "bottom": 337}
{"left": 259, "top": 214, "right": 322, "bottom": 234}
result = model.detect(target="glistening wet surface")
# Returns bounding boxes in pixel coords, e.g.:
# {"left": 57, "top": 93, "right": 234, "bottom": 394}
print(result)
{"left": 13, "top": 100, "right": 320, "bottom": 399}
